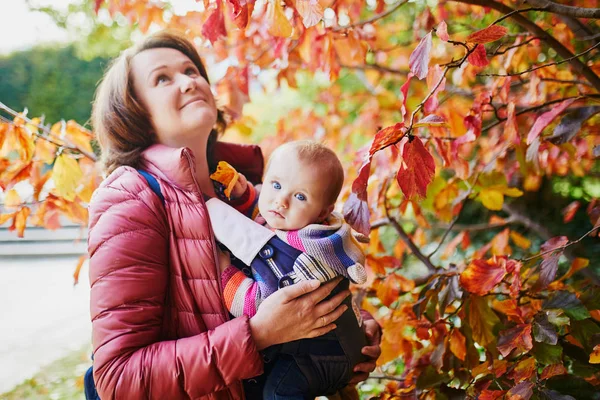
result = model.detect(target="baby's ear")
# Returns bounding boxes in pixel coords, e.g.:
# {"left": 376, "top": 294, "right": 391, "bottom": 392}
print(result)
{"left": 318, "top": 204, "right": 335, "bottom": 222}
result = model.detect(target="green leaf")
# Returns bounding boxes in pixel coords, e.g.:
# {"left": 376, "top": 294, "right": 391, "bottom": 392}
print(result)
{"left": 532, "top": 342, "right": 563, "bottom": 365}
{"left": 547, "top": 310, "right": 570, "bottom": 327}
{"left": 546, "top": 375, "right": 598, "bottom": 398}
{"left": 543, "top": 291, "right": 590, "bottom": 321}
{"left": 570, "top": 319, "right": 600, "bottom": 353}
{"left": 416, "top": 365, "right": 448, "bottom": 389}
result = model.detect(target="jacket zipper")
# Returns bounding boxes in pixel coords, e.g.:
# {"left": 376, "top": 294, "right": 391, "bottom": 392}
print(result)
{"left": 184, "top": 150, "right": 238, "bottom": 400}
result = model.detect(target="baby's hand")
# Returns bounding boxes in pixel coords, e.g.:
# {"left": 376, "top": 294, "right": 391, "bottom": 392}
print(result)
{"left": 230, "top": 173, "right": 248, "bottom": 199}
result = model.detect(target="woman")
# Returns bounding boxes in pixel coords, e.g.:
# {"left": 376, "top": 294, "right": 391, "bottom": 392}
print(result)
{"left": 88, "top": 30, "right": 381, "bottom": 399}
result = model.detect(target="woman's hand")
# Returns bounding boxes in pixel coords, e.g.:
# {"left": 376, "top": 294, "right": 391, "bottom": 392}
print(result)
{"left": 249, "top": 276, "right": 349, "bottom": 350}
{"left": 348, "top": 318, "right": 382, "bottom": 384}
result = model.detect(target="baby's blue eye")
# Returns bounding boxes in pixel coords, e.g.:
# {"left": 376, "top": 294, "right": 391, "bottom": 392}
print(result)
{"left": 295, "top": 193, "right": 306, "bottom": 201}
{"left": 272, "top": 181, "right": 281, "bottom": 190}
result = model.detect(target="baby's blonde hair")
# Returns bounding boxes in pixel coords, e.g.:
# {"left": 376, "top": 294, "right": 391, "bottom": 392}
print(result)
{"left": 268, "top": 140, "right": 344, "bottom": 206}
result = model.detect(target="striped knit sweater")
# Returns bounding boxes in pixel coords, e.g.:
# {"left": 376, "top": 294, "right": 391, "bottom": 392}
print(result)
{"left": 218, "top": 183, "right": 367, "bottom": 318}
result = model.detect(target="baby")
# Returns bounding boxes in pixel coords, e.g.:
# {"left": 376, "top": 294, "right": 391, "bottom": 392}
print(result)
{"left": 207, "top": 140, "right": 368, "bottom": 399}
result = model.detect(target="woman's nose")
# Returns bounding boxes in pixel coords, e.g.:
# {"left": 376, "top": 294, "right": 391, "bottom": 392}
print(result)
{"left": 180, "top": 75, "right": 197, "bottom": 93}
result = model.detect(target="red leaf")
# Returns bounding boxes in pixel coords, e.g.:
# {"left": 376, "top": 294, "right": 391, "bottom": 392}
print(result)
{"left": 562, "top": 201, "right": 580, "bottom": 223}
{"left": 468, "top": 44, "right": 489, "bottom": 67}
{"left": 409, "top": 32, "right": 432, "bottom": 80}
{"left": 479, "top": 391, "right": 506, "bottom": 400}
{"left": 227, "top": 0, "right": 250, "bottom": 29}
{"left": 540, "top": 236, "right": 568, "bottom": 254}
{"left": 526, "top": 98, "right": 575, "bottom": 145}
{"left": 94, "top": 0, "right": 103, "bottom": 13}
{"left": 400, "top": 73, "right": 413, "bottom": 120}
{"left": 396, "top": 136, "right": 435, "bottom": 199}
{"left": 436, "top": 21, "right": 449, "bottom": 41}
{"left": 370, "top": 123, "right": 406, "bottom": 156}
{"left": 497, "top": 324, "right": 533, "bottom": 357}
{"left": 460, "top": 258, "right": 506, "bottom": 295}
{"left": 467, "top": 25, "right": 508, "bottom": 44}
{"left": 507, "top": 381, "right": 534, "bottom": 400}
{"left": 534, "top": 252, "right": 561, "bottom": 291}
{"left": 424, "top": 65, "right": 446, "bottom": 114}
{"left": 202, "top": 3, "right": 227, "bottom": 44}
{"left": 343, "top": 160, "right": 372, "bottom": 236}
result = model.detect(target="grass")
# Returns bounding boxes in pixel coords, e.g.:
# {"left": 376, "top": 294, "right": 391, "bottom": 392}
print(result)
{"left": 0, "top": 344, "right": 92, "bottom": 400}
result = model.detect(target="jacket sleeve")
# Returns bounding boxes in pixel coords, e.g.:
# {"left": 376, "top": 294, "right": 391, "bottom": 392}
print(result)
{"left": 227, "top": 182, "right": 260, "bottom": 218}
{"left": 88, "top": 169, "right": 263, "bottom": 400}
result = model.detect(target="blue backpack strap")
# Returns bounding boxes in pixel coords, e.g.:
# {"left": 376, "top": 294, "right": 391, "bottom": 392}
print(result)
{"left": 138, "top": 169, "right": 165, "bottom": 206}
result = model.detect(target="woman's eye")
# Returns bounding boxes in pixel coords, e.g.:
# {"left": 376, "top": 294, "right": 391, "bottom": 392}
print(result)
{"left": 272, "top": 181, "right": 281, "bottom": 190}
{"left": 185, "top": 67, "right": 198, "bottom": 76}
{"left": 295, "top": 193, "right": 306, "bottom": 201}
{"left": 156, "top": 74, "right": 170, "bottom": 84}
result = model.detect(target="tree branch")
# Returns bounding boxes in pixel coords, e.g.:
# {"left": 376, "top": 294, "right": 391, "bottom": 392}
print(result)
{"left": 334, "top": 0, "right": 409, "bottom": 31}
{"left": 524, "top": 0, "right": 600, "bottom": 19}
{"left": 450, "top": 0, "right": 600, "bottom": 91}
{"left": 479, "top": 42, "right": 600, "bottom": 78}
{"left": 0, "top": 102, "right": 97, "bottom": 161}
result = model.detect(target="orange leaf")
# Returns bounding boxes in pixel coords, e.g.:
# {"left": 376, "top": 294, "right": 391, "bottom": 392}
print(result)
{"left": 540, "top": 363, "right": 567, "bottom": 380}
{"left": 493, "top": 299, "right": 524, "bottom": 323}
{"left": 562, "top": 257, "right": 589, "bottom": 280}
{"left": 590, "top": 344, "right": 600, "bottom": 364}
{"left": 370, "top": 123, "right": 406, "bottom": 156}
{"left": 467, "top": 295, "right": 500, "bottom": 347}
{"left": 479, "top": 390, "right": 506, "bottom": 400}
{"left": 508, "top": 357, "right": 535, "bottom": 383}
{"left": 396, "top": 136, "right": 435, "bottom": 200}
{"left": 73, "top": 254, "right": 88, "bottom": 285}
{"left": 209, "top": 161, "right": 240, "bottom": 199}
{"left": 4, "top": 189, "right": 21, "bottom": 208}
{"left": 491, "top": 228, "right": 511, "bottom": 255}
{"left": 266, "top": 0, "right": 293, "bottom": 38}
{"left": 376, "top": 273, "right": 414, "bottom": 307}
{"left": 497, "top": 324, "right": 533, "bottom": 357}
{"left": 11, "top": 206, "right": 31, "bottom": 238}
{"left": 0, "top": 212, "right": 15, "bottom": 225}
{"left": 449, "top": 329, "right": 466, "bottom": 361}
{"left": 467, "top": 25, "right": 508, "bottom": 44}
{"left": 510, "top": 231, "right": 531, "bottom": 250}
{"left": 460, "top": 258, "right": 506, "bottom": 295}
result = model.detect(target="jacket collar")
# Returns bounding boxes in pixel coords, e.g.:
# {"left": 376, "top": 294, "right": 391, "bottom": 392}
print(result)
{"left": 141, "top": 144, "right": 198, "bottom": 193}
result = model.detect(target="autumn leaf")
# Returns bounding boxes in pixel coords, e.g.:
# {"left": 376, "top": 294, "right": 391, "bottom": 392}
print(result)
{"left": 210, "top": 161, "right": 240, "bottom": 199}
{"left": 561, "top": 201, "right": 580, "bottom": 223}
{"left": 510, "top": 231, "right": 531, "bottom": 250}
{"left": 295, "top": 0, "right": 323, "bottom": 28}
{"left": 343, "top": 160, "right": 371, "bottom": 236}
{"left": 413, "top": 115, "right": 449, "bottom": 129}
{"left": 507, "top": 357, "right": 535, "bottom": 383}
{"left": 449, "top": 329, "right": 466, "bottom": 361}
{"left": 396, "top": 136, "right": 435, "bottom": 200}
{"left": 478, "top": 185, "right": 523, "bottom": 211}
{"left": 468, "top": 44, "right": 489, "bottom": 67}
{"left": 436, "top": 21, "right": 449, "bottom": 41}
{"left": 73, "top": 254, "right": 88, "bottom": 285}
{"left": 532, "top": 312, "right": 558, "bottom": 345}
{"left": 479, "top": 391, "right": 506, "bottom": 400}
{"left": 467, "top": 25, "right": 508, "bottom": 44}
{"left": 562, "top": 257, "right": 589, "bottom": 280}
{"left": 546, "top": 106, "right": 600, "bottom": 145}
{"left": 540, "top": 236, "right": 568, "bottom": 254}
{"left": 4, "top": 189, "right": 21, "bottom": 208}
{"left": 408, "top": 32, "right": 432, "bottom": 80}
{"left": 460, "top": 258, "right": 506, "bottom": 296}
{"left": 506, "top": 381, "right": 534, "bottom": 400}
{"left": 370, "top": 123, "right": 406, "bottom": 156}
{"left": 590, "top": 344, "right": 600, "bottom": 364}
{"left": 526, "top": 98, "right": 575, "bottom": 145}
{"left": 202, "top": 2, "right": 227, "bottom": 44}
{"left": 497, "top": 324, "right": 533, "bottom": 357}
{"left": 467, "top": 295, "right": 500, "bottom": 347}
{"left": 376, "top": 273, "right": 414, "bottom": 306}
{"left": 534, "top": 252, "right": 561, "bottom": 291}
{"left": 540, "top": 364, "right": 567, "bottom": 380}
{"left": 11, "top": 206, "right": 31, "bottom": 238}
{"left": 266, "top": 0, "right": 294, "bottom": 38}
{"left": 52, "top": 154, "right": 83, "bottom": 201}
{"left": 227, "top": 0, "right": 251, "bottom": 29}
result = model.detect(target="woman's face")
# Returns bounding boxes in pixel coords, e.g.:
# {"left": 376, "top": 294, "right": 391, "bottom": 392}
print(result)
{"left": 130, "top": 48, "right": 217, "bottom": 148}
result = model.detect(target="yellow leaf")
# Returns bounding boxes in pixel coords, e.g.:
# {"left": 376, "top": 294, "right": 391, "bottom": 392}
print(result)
{"left": 52, "top": 154, "right": 83, "bottom": 201}
{"left": 510, "top": 231, "right": 531, "bottom": 249}
{"left": 35, "top": 137, "right": 57, "bottom": 164}
{"left": 209, "top": 161, "right": 239, "bottom": 199}
{"left": 449, "top": 329, "right": 466, "bottom": 361}
{"left": 4, "top": 189, "right": 21, "bottom": 208}
{"left": 266, "top": 0, "right": 293, "bottom": 38}
{"left": 563, "top": 257, "right": 589, "bottom": 280}
{"left": 590, "top": 344, "right": 600, "bottom": 364}
{"left": 479, "top": 188, "right": 504, "bottom": 210}
{"left": 503, "top": 187, "right": 523, "bottom": 197}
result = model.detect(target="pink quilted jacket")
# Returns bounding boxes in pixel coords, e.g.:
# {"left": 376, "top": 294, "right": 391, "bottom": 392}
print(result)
{"left": 88, "top": 142, "right": 265, "bottom": 399}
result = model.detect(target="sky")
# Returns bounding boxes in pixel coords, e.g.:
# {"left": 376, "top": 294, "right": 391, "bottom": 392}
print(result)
{"left": 0, "top": 0, "right": 72, "bottom": 54}
{"left": 0, "top": 0, "right": 206, "bottom": 55}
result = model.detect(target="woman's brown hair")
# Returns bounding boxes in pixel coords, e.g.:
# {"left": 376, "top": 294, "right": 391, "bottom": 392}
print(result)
{"left": 92, "top": 30, "right": 226, "bottom": 174}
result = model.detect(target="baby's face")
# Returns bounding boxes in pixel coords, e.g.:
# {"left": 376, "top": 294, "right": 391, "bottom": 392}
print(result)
{"left": 258, "top": 150, "right": 332, "bottom": 230}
